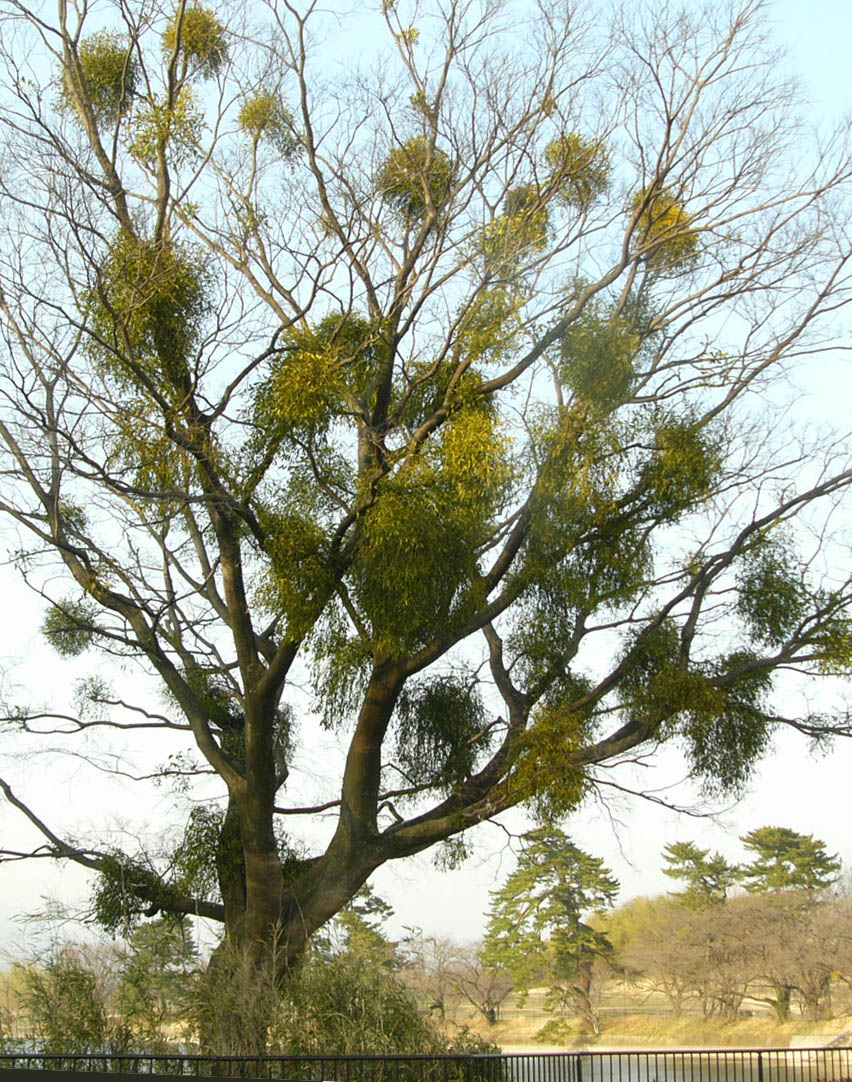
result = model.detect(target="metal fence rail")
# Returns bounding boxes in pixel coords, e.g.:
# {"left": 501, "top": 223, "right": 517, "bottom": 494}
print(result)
{"left": 0, "top": 1048, "right": 850, "bottom": 1082}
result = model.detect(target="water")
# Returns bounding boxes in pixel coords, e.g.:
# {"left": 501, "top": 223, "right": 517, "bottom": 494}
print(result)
{"left": 501, "top": 1050, "right": 852, "bottom": 1082}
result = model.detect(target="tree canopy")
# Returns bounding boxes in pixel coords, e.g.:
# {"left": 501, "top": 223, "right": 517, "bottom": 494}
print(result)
{"left": 740, "top": 827, "right": 841, "bottom": 893}
{"left": 1, "top": 0, "right": 852, "bottom": 1051}
{"left": 662, "top": 841, "right": 740, "bottom": 908}
{"left": 482, "top": 826, "right": 618, "bottom": 1033}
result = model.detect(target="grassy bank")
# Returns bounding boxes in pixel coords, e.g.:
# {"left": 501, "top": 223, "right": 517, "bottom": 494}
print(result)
{"left": 458, "top": 1012, "right": 852, "bottom": 1052}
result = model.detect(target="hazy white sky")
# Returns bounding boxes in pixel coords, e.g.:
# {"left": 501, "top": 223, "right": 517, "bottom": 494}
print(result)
{"left": 1, "top": 0, "right": 852, "bottom": 963}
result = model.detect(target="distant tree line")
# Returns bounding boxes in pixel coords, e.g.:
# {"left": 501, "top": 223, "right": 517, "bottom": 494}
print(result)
{"left": 611, "top": 828, "right": 847, "bottom": 1024}
{"left": 474, "top": 824, "right": 847, "bottom": 1034}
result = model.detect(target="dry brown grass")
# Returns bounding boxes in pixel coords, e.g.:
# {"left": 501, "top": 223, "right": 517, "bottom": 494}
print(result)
{"left": 445, "top": 987, "right": 852, "bottom": 1052}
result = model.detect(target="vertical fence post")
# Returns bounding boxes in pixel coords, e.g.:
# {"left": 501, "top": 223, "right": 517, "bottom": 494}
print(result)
{"left": 757, "top": 1050, "right": 764, "bottom": 1082}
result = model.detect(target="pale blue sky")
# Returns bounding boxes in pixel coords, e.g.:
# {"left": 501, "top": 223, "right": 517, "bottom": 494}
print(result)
{"left": 771, "top": 0, "right": 852, "bottom": 120}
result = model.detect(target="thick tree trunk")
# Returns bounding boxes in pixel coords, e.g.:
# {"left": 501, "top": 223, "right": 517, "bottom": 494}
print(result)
{"left": 195, "top": 939, "right": 277, "bottom": 1063}
{"left": 192, "top": 664, "right": 405, "bottom": 1056}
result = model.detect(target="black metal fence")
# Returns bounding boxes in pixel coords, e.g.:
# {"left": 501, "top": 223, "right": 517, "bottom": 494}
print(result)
{"left": 0, "top": 1049, "right": 850, "bottom": 1082}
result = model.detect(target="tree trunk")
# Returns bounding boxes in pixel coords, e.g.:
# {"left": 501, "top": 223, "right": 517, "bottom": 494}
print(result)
{"left": 194, "top": 940, "right": 278, "bottom": 1066}
{"left": 572, "top": 960, "right": 599, "bottom": 1035}
{"left": 771, "top": 983, "right": 792, "bottom": 1022}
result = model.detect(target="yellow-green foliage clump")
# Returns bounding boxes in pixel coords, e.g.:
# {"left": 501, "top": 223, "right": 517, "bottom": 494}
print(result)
{"left": 503, "top": 186, "right": 549, "bottom": 249}
{"left": 130, "top": 86, "right": 204, "bottom": 165}
{"left": 736, "top": 536, "right": 807, "bottom": 649}
{"left": 60, "top": 31, "right": 138, "bottom": 126}
{"left": 255, "top": 315, "right": 382, "bottom": 441}
{"left": 631, "top": 187, "right": 699, "bottom": 270}
{"left": 522, "top": 404, "right": 621, "bottom": 561}
{"left": 479, "top": 186, "right": 549, "bottom": 275}
{"left": 376, "top": 136, "right": 455, "bottom": 218}
{"left": 639, "top": 417, "right": 721, "bottom": 520}
{"left": 263, "top": 344, "right": 342, "bottom": 434}
{"left": 440, "top": 407, "right": 512, "bottom": 507}
{"left": 618, "top": 619, "right": 694, "bottom": 727}
{"left": 256, "top": 509, "right": 334, "bottom": 637}
{"left": 111, "top": 413, "right": 193, "bottom": 493}
{"left": 354, "top": 405, "right": 510, "bottom": 652}
{"left": 454, "top": 288, "right": 523, "bottom": 367}
{"left": 544, "top": 133, "right": 610, "bottom": 207}
{"left": 397, "top": 356, "right": 494, "bottom": 432}
{"left": 162, "top": 5, "right": 229, "bottom": 78}
{"left": 394, "top": 676, "right": 488, "bottom": 792}
{"left": 512, "top": 695, "right": 592, "bottom": 818}
{"left": 355, "top": 459, "right": 486, "bottom": 652}
{"left": 87, "top": 235, "right": 210, "bottom": 389}
{"left": 682, "top": 650, "right": 774, "bottom": 794}
{"left": 237, "top": 91, "right": 298, "bottom": 156}
{"left": 560, "top": 309, "right": 639, "bottom": 408}
{"left": 42, "top": 598, "right": 99, "bottom": 657}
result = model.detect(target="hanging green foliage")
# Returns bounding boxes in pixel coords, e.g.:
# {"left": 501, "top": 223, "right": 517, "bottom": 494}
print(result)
{"left": 737, "top": 536, "right": 808, "bottom": 647}
{"left": 114, "top": 419, "right": 193, "bottom": 494}
{"left": 618, "top": 619, "right": 693, "bottom": 722}
{"left": 253, "top": 314, "right": 383, "bottom": 444}
{"left": 394, "top": 675, "right": 488, "bottom": 791}
{"left": 811, "top": 605, "right": 852, "bottom": 672}
{"left": 638, "top": 416, "right": 721, "bottom": 520}
{"left": 130, "top": 87, "right": 205, "bottom": 165}
{"left": 518, "top": 405, "right": 625, "bottom": 589}
{"left": 59, "top": 31, "right": 138, "bottom": 126}
{"left": 544, "top": 133, "right": 610, "bottom": 207}
{"left": 503, "top": 186, "right": 550, "bottom": 249}
{"left": 560, "top": 308, "right": 639, "bottom": 407}
{"left": 440, "top": 406, "right": 513, "bottom": 507}
{"left": 511, "top": 685, "right": 594, "bottom": 820}
{"left": 682, "top": 651, "right": 773, "bottom": 794}
{"left": 479, "top": 186, "right": 550, "bottom": 276}
{"left": 256, "top": 506, "right": 335, "bottom": 637}
{"left": 42, "top": 598, "right": 99, "bottom": 657}
{"left": 57, "top": 499, "right": 89, "bottom": 536}
{"left": 87, "top": 235, "right": 210, "bottom": 390}
{"left": 237, "top": 91, "right": 299, "bottom": 156}
{"left": 354, "top": 460, "right": 483, "bottom": 652}
{"left": 631, "top": 186, "right": 699, "bottom": 270}
{"left": 91, "top": 852, "right": 178, "bottom": 937}
{"left": 170, "top": 804, "right": 226, "bottom": 902}
{"left": 376, "top": 136, "right": 455, "bottom": 218}
{"left": 354, "top": 403, "right": 509, "bottom": 652}
{"left": 396, "top": 358, "right": 494, "bottom": 433}
{"left": 310, "top": 608, "right": 374, "bottom": 730}
{"left": 162, "top": 5, "right": 229, "bottom": 78}
{"left": 452, "top": 288, "right": 524, "bottom": 367}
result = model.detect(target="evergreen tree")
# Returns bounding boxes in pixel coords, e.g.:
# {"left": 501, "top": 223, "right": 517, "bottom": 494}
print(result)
{"left": 739, "top": 826, "right": 840, "bottom": 1019}
{"left": 482, "top": 828, "right": 618, "bottom": 1033}
{"left": 740, "top": 827, "right": 841, "bottom": 893}
{"left": 662, "top": 841, "right": 740, "bottom": 907}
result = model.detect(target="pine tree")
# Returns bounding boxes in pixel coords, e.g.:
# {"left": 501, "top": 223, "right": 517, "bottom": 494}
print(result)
{"left": 482, "top": 828, "right": 618, "bottom": 1033}
{"left": 662, "top": 841, "right": 740, "bottom": 907}
{"left": 740, "top": 827, "right": 841, "bottom": 893}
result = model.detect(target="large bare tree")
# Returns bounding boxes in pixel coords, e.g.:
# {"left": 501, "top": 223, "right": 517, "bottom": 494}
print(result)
{"left": 1, "top": 0, "right": 852, "bottom": 1049}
